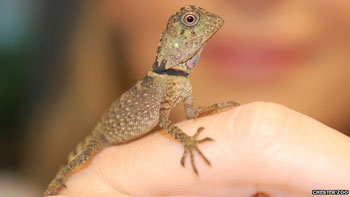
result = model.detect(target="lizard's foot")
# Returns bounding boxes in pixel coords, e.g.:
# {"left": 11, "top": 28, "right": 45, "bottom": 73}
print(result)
{"left": 44, "top": 177, "right": 66, "bottom": 196}
{"left": 180, "top": 127, "right": 214, "bottom": 174}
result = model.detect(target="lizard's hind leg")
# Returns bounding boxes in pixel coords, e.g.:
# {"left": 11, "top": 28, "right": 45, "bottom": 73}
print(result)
{"left": 44, "top": 136, "right": 104, "bottom": 196}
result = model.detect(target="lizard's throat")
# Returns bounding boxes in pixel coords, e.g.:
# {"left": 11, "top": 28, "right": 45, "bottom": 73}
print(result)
{"left": 183, "top": 46, "right": 204, "bottom": 70}
{"left": 186, "top": 48, "right": 202, "bottom": 69}
{"left": 152, "top": 45, "right": 205, "bottom": 75}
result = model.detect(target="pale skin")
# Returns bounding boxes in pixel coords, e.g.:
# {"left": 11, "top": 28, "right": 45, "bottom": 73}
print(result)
{"left": 57, "top": 102, "right": 350, "bottom": 196}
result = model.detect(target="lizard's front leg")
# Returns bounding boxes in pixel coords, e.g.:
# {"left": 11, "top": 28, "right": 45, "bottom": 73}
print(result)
{"left": 159, "top": 108, "right": 213, "bottom": 174}
{"left": 184, "top": 95, "right": 240, "bottom": 119}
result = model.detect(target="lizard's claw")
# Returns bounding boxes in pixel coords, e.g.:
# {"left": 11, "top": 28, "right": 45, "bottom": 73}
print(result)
{"left": 180, "top": 127, "right": 214, "bottom": 174}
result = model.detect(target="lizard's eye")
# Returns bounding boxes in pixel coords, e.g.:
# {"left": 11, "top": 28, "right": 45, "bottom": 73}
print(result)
{"left": 186, "top": 15, "right": 195, "bottom": 23}
{"left": 182, "top": 13, "right": 199, "bottom": 27}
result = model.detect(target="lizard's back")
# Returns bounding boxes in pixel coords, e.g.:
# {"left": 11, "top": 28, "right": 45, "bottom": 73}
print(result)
{"left": 97, "top": 73, "right": 165, "bottom": 145}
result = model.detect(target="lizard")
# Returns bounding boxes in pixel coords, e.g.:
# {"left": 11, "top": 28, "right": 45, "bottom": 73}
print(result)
{"left": 44, "top": 5, "right": 239, "bottom": 196}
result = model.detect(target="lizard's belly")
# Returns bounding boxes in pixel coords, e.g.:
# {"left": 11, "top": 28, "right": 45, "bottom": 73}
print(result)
{"left": 102, "top": 78, "right": 162, "bottom": 144}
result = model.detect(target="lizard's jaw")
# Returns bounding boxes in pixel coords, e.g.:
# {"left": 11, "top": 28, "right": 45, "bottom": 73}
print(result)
{"left": 170, "top": 46, "right": 204, "bottom": 73}
{"left": 170, "top": 44, "right": 205, "bottom": 73}
{"left": 178, "top": 25, "right": 221, "bottom": 70}
{"left": 184, "top": 46, "right": 204, "bottom": 69}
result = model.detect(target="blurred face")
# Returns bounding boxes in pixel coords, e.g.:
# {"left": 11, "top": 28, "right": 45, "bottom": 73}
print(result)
{"left": 102, "top": 0, "right": 349, "bottom": 133}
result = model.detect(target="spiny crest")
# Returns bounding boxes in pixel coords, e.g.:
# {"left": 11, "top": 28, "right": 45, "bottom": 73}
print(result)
{"left": 153, "top": 5, "right": 224, "bottom": 73}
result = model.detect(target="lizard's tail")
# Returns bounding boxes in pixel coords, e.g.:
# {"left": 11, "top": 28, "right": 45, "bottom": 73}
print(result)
{"left": 44, "top": 134, "right": 105, "bottom": 196}
{"left": 67, "top": 135, "right": 96, "bottom": 164}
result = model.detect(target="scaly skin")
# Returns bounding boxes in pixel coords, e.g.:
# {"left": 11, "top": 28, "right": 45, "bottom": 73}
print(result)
{"left": 44, "top": 5, "right": 239, "bottom": 196}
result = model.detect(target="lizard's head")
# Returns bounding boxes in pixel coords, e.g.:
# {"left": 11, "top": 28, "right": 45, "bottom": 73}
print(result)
{"left": 153, "top": 5, "right": 224, "bottom": 75}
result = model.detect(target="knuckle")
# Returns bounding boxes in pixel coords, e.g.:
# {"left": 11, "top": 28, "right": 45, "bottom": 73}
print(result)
{"left": 224, "top": 102, "right": 291, "bottom": 159}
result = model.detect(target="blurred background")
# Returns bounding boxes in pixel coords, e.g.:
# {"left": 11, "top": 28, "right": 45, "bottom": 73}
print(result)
{"left": 0, "top": 0, "right": 349, "bottom": 196}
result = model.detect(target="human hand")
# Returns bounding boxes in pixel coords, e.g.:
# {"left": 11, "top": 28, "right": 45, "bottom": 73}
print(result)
{"left": 57, "top": 102, "right": 350, "bottom": 196}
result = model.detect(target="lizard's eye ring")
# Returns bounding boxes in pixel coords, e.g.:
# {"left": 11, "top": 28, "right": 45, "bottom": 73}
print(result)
{"left": 182, "top": 13, "right": 199, "bottom": 27}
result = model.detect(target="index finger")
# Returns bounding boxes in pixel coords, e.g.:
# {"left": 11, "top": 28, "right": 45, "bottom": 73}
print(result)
{"left": 60, "top": 102, "right": 350, "bottom": 196}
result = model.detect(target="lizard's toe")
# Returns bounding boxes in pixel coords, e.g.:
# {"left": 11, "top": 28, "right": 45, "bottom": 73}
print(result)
{"left": 180, "top": 149, "right": 188, "bottom": 167}
{"left": 181, "top": 127, "right": 214, "bottom": 174}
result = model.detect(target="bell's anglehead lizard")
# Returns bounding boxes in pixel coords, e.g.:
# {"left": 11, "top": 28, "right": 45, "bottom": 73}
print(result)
{"left": 44, "top": 5, "right": 239, "bottom": 196}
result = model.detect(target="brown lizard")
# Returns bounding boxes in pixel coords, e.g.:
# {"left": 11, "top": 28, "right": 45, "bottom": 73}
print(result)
{"left": 44, "top": 5, "right": 239, "bottom": 195}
